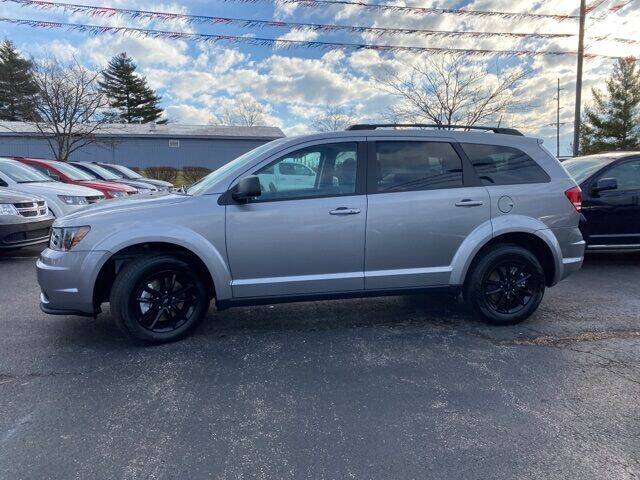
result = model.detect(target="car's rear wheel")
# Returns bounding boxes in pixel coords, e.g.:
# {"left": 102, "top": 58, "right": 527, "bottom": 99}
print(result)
{"left": 465, "top": 244, "right": 545, "bottom": 325}
{"left": 109, "top": 255, "right": 210, "bottom": 344}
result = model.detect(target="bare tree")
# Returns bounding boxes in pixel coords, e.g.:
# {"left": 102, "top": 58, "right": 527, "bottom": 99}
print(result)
{"left": 311, "top": 105, "right": 357, "bottom": 132}
{"left": 378, "top": 54, "right": 527, "bottom": 128}
{"left": 28, "top": 58, "right": 108, "bottom": 161}
{"left": 212, "top": 96, "right": 268, "bottom": 127}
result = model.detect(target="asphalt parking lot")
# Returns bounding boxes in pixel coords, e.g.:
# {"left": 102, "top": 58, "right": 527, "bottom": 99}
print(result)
{"left": 0, "top": 247, "right": 639, "bottom": 480}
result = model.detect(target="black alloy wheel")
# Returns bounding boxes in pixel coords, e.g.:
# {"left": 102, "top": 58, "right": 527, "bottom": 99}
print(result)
{"left": 465, "top": 244, "right": 546, "bottom": 325}
{"left": 134, "top": 270, "right": 199, "bottom": 333}
{"left": 110, "top": 255, "right": 210, "bottom": 343}
{"left": 482, "top": 260, "right": 540, "bottom": 316}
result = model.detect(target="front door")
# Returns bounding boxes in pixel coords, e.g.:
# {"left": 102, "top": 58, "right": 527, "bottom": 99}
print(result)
{"left": 364, "top": 139, "right": 490, "bottom": 289}
{"left": 226, "top": 141, "right": 368, "bottom": 298}
{"left": 582, "top": 159, "right": 640, "bottom": 246}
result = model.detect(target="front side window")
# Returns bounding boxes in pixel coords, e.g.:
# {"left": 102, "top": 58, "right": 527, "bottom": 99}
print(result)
{"left": 461, "top": 143, "right": 550, "bottom": 186}
{"left": 374, "top": 141, "right": 463, "bottom": 193}
{"left": 599, "top": 160, "right": 640, "bottom": 191}
{"left": 254, "top": 143, "right": 358, "bottom": 201}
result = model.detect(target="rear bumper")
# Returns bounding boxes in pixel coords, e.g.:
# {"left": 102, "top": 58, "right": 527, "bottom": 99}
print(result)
{"left": 37, "top": 248, "right": 109, "bottom": 316}
{"left": 0, "top": 218, "right": 53, "bottom": 249}
{"left": 551, "top": 226, "right": 586, "bottom": 282}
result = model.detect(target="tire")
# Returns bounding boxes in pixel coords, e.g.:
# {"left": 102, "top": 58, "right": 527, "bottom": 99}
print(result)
{"left": 464, "top": 244, "right": 545, "bottom": 326}
{"left": 109, "top": 255, "right": 210, "bottom": 344}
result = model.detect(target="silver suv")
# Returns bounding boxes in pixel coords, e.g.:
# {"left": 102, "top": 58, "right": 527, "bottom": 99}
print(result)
{"left": 37, "top": 125, "right": 585, "bottom": 344}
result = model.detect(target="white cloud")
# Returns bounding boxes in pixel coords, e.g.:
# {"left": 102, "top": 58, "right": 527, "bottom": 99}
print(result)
{"left": 165, "top": 104, "right": 212, "bottom": 124}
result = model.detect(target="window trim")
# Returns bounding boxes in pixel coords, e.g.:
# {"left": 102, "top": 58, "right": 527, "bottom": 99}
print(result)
{"left": 223, "top": 141, "right": 368, "bottom": 204}
{"left": 365, "top": 139, "right": 478, "bottom": 195}
{"left": 460, "top": 142, "right": 551, "bottom": 186}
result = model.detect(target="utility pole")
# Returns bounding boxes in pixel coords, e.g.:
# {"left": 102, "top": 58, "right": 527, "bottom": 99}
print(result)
{"left": 573, "top": 0, "right": 587, "bottom": 156}
{"left": 557, "top": 78, "right": 561, "bottom": 157}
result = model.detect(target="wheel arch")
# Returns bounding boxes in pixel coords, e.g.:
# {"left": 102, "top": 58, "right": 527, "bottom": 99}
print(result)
{"left": 91, "top": 232, "right": 232, "bottom": 311}
{"left": 450, "top": 217, "right": 562, "bottom": 287}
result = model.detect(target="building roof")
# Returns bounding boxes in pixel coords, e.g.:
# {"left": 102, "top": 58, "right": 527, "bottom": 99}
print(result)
{"left": 0, "top": 121, "right": 285, "bottom": 140}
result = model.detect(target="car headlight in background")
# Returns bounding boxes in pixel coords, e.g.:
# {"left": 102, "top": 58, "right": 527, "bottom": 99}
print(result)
{"left": 0, "top": 204, "right": 19, "bottom": 216}
{"left": 49, "top": 226, "right": 91, "bottom": 251}
{"left": 108, "top": 191, "right": 127, "bottom": 198}
{"left": 58, "top": 195, "right": 89, "bottom": 206}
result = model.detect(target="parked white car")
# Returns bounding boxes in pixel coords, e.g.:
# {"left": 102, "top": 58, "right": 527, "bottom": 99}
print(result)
{"left": 256, "top": 160, "right": 317, "bottom": 193}
{"left": 0, "top": 158, "right": 104, "bottom": 217}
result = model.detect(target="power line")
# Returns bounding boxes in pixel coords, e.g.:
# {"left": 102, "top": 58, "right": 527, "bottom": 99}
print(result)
{"left": 1, "top": 0, "right": 577, "bottom": 41}
{"left": 1, "top": 17, "right": 620, "bottom": 57}
{"left": 244, "top": 0, "right": 580, "bottom": 21}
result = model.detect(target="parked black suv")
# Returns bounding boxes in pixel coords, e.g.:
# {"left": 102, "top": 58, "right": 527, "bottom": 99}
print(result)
{"left": 564, "top": 152, "right": 640, "bottom": 249}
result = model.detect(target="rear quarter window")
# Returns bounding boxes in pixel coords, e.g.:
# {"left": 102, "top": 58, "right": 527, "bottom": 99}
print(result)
{"left": 461, "top": 143, "right": 550, "bottom": 186}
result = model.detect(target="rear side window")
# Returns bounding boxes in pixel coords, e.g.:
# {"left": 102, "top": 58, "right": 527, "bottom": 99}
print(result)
{"left": 461, "top": 143, "right": 550, "bottom": 186}
{"left": 374, "top": 141, "right": 463, "bottom": 193}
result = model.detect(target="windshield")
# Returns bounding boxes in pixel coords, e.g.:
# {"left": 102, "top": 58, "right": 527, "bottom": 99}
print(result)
{"left": 50, "top": 162, "right": 96, "bottom": 181}
{"left": 563, "top": 156, "right": 616, "bottom": 183}
{"left": 108, "top": 164, "right": 143, "bottom": 179}
{"left": 0, "top": 160, "right": 53, "bottom": 183}
{"left": 82, "top": 163, "right": 123, "bottom": 180}
{"left": 187, "top": 139, "right": 287, "bottom": 195}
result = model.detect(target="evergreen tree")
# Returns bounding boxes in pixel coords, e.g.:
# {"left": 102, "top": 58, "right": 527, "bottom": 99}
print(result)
{"left": 99, "top": 53, "right": 165, "bottom": 124}
{"left": 0, "top": 40, "right": 39, "bottom": 121}
{"left": 580, "top": 57, "right": 640, "bottom": 154}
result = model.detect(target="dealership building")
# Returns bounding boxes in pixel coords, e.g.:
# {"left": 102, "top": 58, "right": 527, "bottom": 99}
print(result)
{"left": 0, "top": 122, "right": 285, "bottom": 170}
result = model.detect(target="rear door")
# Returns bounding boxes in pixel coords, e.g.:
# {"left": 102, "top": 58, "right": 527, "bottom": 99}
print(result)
{"left": 582, "top": 159, "right": 640, "bottom": 246}
{"left": 226, "top": 140, "right": 368, "bottom": 298}
{"left": 364, "top": 138, "right": 490, "bottom": 289}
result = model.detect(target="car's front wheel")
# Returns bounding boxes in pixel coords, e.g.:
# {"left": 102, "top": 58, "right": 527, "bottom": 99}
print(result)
{"left": 109, "top": 255, "right": 210, "bottom": 344}
{"left": 465, "top": 244, "right": 546, "bottom": 326}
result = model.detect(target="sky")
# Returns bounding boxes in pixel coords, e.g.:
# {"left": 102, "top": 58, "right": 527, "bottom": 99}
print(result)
{"left": 0, "top": 0, "right": 639, "bottom": 155}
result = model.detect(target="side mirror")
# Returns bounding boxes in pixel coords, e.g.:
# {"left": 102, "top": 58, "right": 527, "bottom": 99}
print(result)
{"left": 50, "top": 173, "right": 61, "bottom": 181}
{"left": 593, "top": 177, "right": 617, "bottom": 194}
{"left": 232, "top": 176, "right": 262, "bottom": 202}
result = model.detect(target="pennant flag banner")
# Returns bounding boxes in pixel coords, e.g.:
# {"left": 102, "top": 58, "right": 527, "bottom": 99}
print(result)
{"left": 1, "top": 0, "right": 576, "bottom": 40}
{"left": 0, "top": 17, "right": 620, "bottom": 58}
{"left": 2, "top": 0, "right": 579, "bottom": 22}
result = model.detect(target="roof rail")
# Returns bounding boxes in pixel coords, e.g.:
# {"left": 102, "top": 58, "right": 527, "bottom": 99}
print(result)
{"left": 346, "top": 123, "right": 524, "bottom": 136}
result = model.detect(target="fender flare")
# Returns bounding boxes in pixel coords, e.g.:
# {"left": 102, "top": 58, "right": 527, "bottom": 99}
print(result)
{"left": 449, "top": 215, "right": 563, "bottom": 286}
{"left": 89, "top": 223, "right": 233, "bottom": 301}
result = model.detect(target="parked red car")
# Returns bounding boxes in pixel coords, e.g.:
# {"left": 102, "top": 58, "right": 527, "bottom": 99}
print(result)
{"left": 15, "top": 157, "right": 138, "bottom": 199}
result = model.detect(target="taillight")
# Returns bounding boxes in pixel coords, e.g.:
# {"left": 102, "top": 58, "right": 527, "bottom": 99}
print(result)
{"left": 565, "top": 186, "right": 582, "bottom": 212}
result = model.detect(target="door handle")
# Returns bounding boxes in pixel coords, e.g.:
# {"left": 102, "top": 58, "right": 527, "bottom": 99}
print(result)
{"left": 455, "top": 199, "right": 484, "bottom": 207}
{"left": 329, "top": 207, "right": 361, "bottom": 215}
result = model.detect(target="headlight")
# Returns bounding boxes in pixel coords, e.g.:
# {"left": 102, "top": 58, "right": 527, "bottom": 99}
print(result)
{"left": 108, "top": 191, "right": 127, "bottom": 198}
{"left": 58, "top": 195, "right": 89, "bottom": 206}
{"left": 0, "top": 204, "right": 19, "bottom": 216}
{"left": 49, "top": 226, "right": 91, "bottom": 251}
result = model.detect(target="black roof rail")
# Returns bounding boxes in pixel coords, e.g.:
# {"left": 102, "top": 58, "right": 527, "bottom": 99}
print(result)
{"left": 346, "top": 123, "right": 524, "bottom": 136}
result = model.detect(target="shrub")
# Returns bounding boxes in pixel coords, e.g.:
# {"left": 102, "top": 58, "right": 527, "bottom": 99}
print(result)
{"left": 145, "top": 166, "right": 178, "bottom": 183}
{"left": 129, "top": 166, "right": 142, "bottom": 174}
{"left": 181, "top": 166, "right": 211, "bottom": 185}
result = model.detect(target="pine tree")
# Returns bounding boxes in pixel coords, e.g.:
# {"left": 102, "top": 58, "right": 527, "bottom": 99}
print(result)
{"left": 99, "top": 53, "right": 165, "bottom": 124}
{"left": 580, "top": 57, "right": 640, "bottom": 154}
{"left": 0, "top": 40, "right": 39, "bottom": 121}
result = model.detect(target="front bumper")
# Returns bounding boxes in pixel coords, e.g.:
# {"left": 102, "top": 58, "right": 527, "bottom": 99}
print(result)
{"left": 37, "top": 248, "right": 110, "bottom": 316}
{"left": 0, "top": 218, "right": 53, "bottom": 249}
